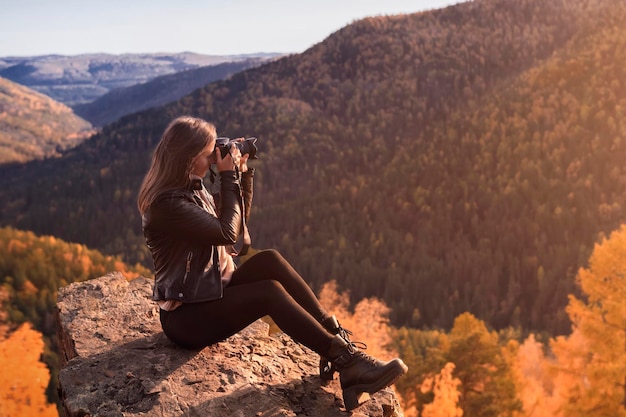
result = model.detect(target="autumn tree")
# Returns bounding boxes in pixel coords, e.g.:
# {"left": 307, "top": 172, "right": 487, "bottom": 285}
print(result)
{"left": 421, "top": 362, "right": 463, "bottom": 417}
{"left": 0, "top": 323, "right": 57, "bottom": 417}
{"left": 549, "top": 225, "right": 626, "bottom": 417}
{"left": 513, "top": 334, "right": 560, "bottom": 417}
{"left": 444, "top": 313, "right": 521, "bottom": 417}
{"left": 392, "top": 326, "right": 445, "bottom": 417}
{"left": 318, "top": 280, "right": 397, "bottom": 360}
{"left": 393, "top": 313, "right": 521, "bottom": 417}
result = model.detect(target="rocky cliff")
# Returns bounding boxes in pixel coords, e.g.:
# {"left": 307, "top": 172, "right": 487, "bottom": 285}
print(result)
{"left": 56, "top": 272, "right": 404, "bottom": 417}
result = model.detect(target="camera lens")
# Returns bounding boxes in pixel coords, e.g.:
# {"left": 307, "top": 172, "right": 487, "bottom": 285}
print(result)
{"left": 215, "top": 137, "right": 258, "bottom": 160}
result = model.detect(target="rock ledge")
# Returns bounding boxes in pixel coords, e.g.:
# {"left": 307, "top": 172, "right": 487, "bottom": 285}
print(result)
{"left": 56, "top": 272, "right": 404, "bottom": 417}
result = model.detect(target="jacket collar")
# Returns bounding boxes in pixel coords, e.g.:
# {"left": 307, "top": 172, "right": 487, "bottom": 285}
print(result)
{"left": 188, "top": 174, "right": 204, "bottom": 191}
{"left": 189, "top": 178, "right": 203, "bottom": 190}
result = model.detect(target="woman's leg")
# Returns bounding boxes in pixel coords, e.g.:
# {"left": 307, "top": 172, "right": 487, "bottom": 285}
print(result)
{"left": 161, "top": 249, "right": 408, "bottom": 411}
{"left": 160, "top": 279, "right": 335, "bottom": 353}
{"left": 229, "top": 249, "right": 329, "bottom": 323}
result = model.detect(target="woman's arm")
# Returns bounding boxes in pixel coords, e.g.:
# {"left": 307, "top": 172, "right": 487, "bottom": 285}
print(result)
{"left": 241, "top": 167, "right": 254, "bottom": 223}
{"left": 147, "top": 171, "right": 243, "bottom": 247}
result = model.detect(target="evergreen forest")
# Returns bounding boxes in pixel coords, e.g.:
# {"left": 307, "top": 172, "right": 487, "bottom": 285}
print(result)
{"left": 1, "top": 0, "right": 625, "bottom": 340}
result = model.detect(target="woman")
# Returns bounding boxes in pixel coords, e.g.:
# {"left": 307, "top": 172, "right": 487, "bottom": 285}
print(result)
{"left": 137, "top": 115, "right": 407, "bottom": 411}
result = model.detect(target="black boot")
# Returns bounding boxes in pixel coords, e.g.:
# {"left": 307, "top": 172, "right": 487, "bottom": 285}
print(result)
{"left": 319, "top": 315, "right": 360, "bottom": 384}
{"left": 327, "top": 335, "right": 408, "bottom": 411}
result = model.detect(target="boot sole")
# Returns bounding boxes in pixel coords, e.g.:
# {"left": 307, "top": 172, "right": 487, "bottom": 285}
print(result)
{"left": 342, "top": 359, "right": 408, "bottom": 411}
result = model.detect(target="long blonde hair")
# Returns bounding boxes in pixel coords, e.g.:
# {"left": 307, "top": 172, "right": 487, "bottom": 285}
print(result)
{"left": 137, "top": 116, "right": 216, "bottom": 214}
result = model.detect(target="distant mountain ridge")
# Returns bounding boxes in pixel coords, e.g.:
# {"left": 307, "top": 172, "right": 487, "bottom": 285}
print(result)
{"left": 0, "top": 52, "right": 282, "bottom": 106}
{"left": 73, "top": 58, "right": 273, "bottom": 127}
{"left": 0, "top": 76, "right": 92, "bottom": 164}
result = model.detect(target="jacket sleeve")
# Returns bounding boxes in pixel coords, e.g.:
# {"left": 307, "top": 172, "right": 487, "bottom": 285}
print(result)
{"left": 148, "top": 171, "right": 242, "bottom": 246}
{"left": 241, "top": 167, "right": 254, "bottom": 223}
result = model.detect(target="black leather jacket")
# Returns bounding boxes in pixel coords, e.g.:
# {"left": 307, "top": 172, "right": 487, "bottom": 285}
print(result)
{"left": 142, "top": 169, "right": 253, "bottom": 303}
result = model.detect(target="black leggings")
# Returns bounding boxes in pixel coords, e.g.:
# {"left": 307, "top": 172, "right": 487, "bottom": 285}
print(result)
{"left": 160, "top": 249, "right": 335, "bottom": 355}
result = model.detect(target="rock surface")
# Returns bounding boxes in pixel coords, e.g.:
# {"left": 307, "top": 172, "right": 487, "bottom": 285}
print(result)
{"left": 56, "top": 272, "right": 404, "bottom": 417}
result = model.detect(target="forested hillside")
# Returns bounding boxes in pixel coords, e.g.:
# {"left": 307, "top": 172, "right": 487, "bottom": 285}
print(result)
{"left": 73, "top": 58, "right": 273, "bottom": 127}
{"left": 0, "top": 76, "right": 93, "bottom": 164}
{"left": 0, "top": 0, "right": 624, "bottom": 335}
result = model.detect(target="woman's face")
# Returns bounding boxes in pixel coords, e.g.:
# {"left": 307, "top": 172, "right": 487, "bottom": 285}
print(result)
{"left": 190, "top": 138, "right": 216, "bottom": 177}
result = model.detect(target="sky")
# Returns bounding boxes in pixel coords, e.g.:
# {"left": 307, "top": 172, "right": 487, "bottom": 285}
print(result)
{"left": 0, "top": 0, "right": 465, "bottom": 57}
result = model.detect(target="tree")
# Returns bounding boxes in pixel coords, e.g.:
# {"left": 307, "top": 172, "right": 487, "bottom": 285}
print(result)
{"left": 513, "top": 334, "right": 560, "bottom": 417}
{"left": 318, "top": 280, "right": 397, "bottom": 360}
{"left": 444, "top": 313, "right": 521, "bottom": 417}
{"left": 550, "top": 224, "right": 626, "bottom": 417}
{"left": 421, "top": 362, "right": 463, "bottom": 417}
{"left": 0, "top": 323, "right": 57, "bottom": 417}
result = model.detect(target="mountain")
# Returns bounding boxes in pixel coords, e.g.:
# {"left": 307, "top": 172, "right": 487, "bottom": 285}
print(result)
{"left": 0, "top": 52, "right": 282, "bottom": 106}
{"left": 1, "top": 0, "right": 624, "bottom": 335}
{"left": 73, "top": 58, "right": 273, "bottom": 127}
{"left": 0, "top": 76, "right": 93, "bottom": 165}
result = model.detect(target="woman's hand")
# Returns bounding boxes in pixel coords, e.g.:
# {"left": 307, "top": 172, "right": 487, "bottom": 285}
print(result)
{"left": 221, "top": 255, "right": 236, "bottom": 285}
{"left": 230, "top": 138, "right": 250, "bottom": 173}
{"left": 239, "top": 154, "right": 249, "bottom": 173}
{"left": 215, "top": 142, "right": 241, "bottom": 172}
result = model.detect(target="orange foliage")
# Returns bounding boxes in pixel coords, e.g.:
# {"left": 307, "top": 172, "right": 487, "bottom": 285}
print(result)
{"left": 548, "top": 225, "right": 626, "bottom": 417}
{"left": 0, "top": 288, "right": 9, "bottom": 340}
{"left": 114, "top": 260, "right": 147, "bottom": 280}
{"left": 318, "top": 280, "right": 397, "bottom": 360}
{"left": 514, "top": 334, "right": 561, "bottom": 417}
{"left": 0, "top": 323, "right": 57, "bottom": 417}
{"left": 20, "top": 280, "right": 37, "bottom": 295}
{"left": 318, "top": 280, "right": 411, "bottom": 410}
{"left": 421, "top": 363, "right": 463, "bottom": 417}
{"left": 513, "top": 224, "right": 626, "bottom": 417}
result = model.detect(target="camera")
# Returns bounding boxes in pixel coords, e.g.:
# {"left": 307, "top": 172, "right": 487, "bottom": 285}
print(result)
{"left": 216, "top": 137, "right": 258, "bottom": 160}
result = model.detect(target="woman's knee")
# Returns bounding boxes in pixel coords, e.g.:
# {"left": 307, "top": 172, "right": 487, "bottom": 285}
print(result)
{"left": 259, "top": 279, "right": 287, "bottom": 297}
{"left": 255, "top": 249, "right": 284, "bottom": 264}
{"left": 246, "top": 249, "right": 289, "bottom": 274}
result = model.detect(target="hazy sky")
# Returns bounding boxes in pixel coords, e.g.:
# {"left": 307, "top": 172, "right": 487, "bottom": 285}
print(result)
{"left": 1, "top": 0, "right": 465, "bottom": 57}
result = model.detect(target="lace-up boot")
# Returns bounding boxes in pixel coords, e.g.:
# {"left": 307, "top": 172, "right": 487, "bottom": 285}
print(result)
{"left": 319, "top": 315, "right": 360, "bottom": 384}
{"left": 326, "top": 334, "right": 408, "bottom": 411}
